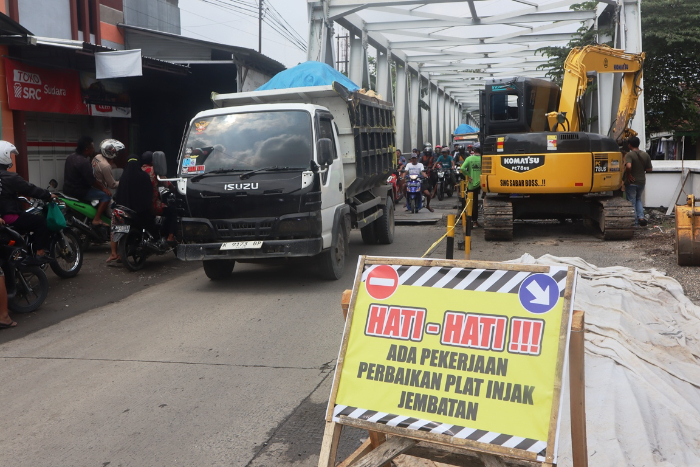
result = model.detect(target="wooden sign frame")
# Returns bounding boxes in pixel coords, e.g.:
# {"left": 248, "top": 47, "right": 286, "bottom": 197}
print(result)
{"left": 321, "top": 256, "right": 578, "bottom": 467}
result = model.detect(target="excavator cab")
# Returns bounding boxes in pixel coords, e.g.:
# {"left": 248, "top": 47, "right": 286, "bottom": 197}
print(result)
{"left": 479, "top": 77, "right": 560, "bottom": 139}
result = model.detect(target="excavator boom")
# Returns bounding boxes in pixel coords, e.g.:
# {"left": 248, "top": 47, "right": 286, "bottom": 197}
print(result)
{"left": 559, "top": 45, "right": 645, "bottom": 142}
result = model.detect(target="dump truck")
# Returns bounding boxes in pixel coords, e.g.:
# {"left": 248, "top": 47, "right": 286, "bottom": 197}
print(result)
{"left": 171, "top": 82, "right": 396, "bottom": 280}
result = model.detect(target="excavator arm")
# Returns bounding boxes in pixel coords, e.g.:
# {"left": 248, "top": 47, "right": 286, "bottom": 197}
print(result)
{"left": 551, "top": 45, "right": 644, "bottom": 143}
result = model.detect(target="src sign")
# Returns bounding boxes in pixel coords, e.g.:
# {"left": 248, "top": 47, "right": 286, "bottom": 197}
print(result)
{"left": 327, "top": 257, "right": 576, "bottom": 464}
{"left": 4, "top": 58, "right": 86, "bottom": 115}
{"left": 501, "top": 155, "right": 545, "bottom": 173}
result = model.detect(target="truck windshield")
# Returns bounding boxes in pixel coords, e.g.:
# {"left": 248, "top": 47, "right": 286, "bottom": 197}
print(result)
{"left": 179, "top": 110, "right": 313, "bottom": 176}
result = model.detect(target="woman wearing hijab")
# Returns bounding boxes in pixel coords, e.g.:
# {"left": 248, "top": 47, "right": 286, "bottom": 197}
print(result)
{"left": 141, "top": 151, "right": 177, "bottom": 244}
{"left": 106, "top": 154, "right": 154, "bottom": 263}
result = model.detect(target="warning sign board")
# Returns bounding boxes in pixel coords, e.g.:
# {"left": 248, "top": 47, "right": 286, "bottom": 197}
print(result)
{"left": 326, "top": 257, "right": 576, "bottom": 464}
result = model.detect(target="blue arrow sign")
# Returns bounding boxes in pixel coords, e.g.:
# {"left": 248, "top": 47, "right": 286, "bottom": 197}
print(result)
{"left": 518, "top": 274, "right": 560, "bottom": 314}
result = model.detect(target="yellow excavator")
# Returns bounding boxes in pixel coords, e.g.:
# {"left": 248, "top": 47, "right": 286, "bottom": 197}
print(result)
{"left": 479, "top": 44, "right": 645, "bottom": 240}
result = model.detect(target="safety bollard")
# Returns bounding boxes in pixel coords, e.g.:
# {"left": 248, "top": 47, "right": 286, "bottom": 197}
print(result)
{"left": 465, "top": 192, "right": 473, "bottom": 260}
{"left": 446, "top": 214, "right": 455, "bottom": 259}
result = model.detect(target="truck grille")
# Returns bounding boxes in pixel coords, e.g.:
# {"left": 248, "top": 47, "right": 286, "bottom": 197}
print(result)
{"left": 482, "top": 157, "right": 492, "bottom": 174}
{"left": 212, "top": 219, "right": 274, "bottom": 240}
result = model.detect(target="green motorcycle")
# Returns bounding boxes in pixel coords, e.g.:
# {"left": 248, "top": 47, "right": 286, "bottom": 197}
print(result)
{"left": 54, "top": 187, "right": 111, "bottom": 250}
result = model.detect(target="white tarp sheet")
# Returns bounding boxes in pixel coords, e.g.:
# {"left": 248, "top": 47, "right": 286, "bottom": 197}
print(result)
{"left": 505, "top": 254, "right": 700, "bottom": 467}
{"left": 95, "top": 49, "right": 142, "bottom": 79}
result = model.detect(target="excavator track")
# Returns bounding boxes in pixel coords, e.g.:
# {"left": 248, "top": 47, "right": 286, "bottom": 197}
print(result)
{"left": 597, "top": 196, "right": 636, "bottom": 240}
{"left": 483, "top": 197, "right": 513, "bottom": 241}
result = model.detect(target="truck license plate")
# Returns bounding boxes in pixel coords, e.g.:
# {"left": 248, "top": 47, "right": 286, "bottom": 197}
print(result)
{"left": 220, "top": 241, "right": 263, "bottom": 250}
{"left": 112, "top": 224, "right": 130, "bottom": 233}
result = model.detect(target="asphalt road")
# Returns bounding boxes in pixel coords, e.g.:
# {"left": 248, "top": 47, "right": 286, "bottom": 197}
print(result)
{"left": 0, "top": 195, "right": 687, "bottom": 466}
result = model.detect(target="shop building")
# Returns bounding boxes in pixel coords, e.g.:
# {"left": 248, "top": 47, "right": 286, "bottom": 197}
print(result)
{"left": 0, "top": 0, "right": 284, "bottom": 188}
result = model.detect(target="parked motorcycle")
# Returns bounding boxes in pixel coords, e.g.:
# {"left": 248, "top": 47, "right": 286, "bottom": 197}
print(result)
{"left": 20, "top": 197, "right": 83, "bottom": 278}
{"left": 406, "top": 174, "right": 425, "bottom": 214}
{"left": 55, "top": 187, "right": 111, "bottom": 251}
{"left": 0, "top": 226, "right": 49, "bottom": 313}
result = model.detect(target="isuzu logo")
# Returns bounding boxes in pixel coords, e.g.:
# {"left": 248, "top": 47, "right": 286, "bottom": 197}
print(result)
{"left": 224, "top": 183, "right": 259, "bottom": 191}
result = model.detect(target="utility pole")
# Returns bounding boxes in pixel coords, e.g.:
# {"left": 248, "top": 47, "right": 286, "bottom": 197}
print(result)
{"left": 258, "top": 0, "right": 262, "bottom": 53}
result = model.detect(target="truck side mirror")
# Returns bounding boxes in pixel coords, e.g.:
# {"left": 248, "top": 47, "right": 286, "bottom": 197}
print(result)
{"left": 317, "top": 138, "right": 334, "bottom": 166}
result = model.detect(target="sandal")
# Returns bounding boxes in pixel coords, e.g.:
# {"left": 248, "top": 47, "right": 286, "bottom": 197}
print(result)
{"left": 0, "top": 321, "right": 17, "bottom": 329}
{"left": 427, "top": 207, "right": 434, "bottom": 213}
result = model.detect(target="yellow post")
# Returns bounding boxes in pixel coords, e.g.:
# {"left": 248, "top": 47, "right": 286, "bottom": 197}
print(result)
{"left": 465, "top": 192, "right": 473, "bottom": 260}
{"left": 446, "top": 214, "right": 455, "bottom": 259}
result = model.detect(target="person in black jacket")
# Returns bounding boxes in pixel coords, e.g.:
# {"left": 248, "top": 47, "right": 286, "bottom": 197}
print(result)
{"left": 0, "top": 141, "right": 57, "bottom": 258}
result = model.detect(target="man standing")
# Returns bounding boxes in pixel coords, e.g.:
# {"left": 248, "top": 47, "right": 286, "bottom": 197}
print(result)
{"left": 624, "top": 136, "right": 653, "bottom": 227}
{"left": 461, "top": 147, "right": 482, "bottom": 227}
{"left": 63, "top": 136, "right": 112, "bottom": 226}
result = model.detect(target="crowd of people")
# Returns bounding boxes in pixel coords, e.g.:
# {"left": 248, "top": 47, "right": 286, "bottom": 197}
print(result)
{"left": 0, "top": 137, "right": 176, "bottom": 330}
{"left": 395, "top": 142, "right": 482, "bottom": 222}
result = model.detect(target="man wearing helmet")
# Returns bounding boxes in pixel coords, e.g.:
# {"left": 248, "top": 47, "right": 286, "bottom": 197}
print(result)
{"left": 63, "top": 136, "right": 112, "bottom": 226}
{"left": 93, "top": 139, "right": 122, "bottom": 193}
{"left": 0, "top": 141, "right": 58, "bottom": 259}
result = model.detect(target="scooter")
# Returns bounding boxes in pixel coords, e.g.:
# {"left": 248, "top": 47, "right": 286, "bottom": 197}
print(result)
{"left": 112, "top": 188, "right": 175, "bottom": 272}
{"left": 21, "top": 197, "right": 84, "bottom": 278}
{"left": 406, "top": 174, "right": 425, "bottom": 214}
{"left": 0, "top": 226, "right": 49, "bottom": 313}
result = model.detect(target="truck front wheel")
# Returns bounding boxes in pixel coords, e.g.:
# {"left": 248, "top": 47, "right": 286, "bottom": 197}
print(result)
{"left": 203, "top": 259, "right": 235, "bottom": 280}
{"left": 375, "top": 197, "right": 395, "bottom": 244}
{"left": 320, "top": 224, "right": 347, "bottom": 280}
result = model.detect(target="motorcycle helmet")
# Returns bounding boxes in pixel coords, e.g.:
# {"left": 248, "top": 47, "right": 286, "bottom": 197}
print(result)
{"left": 0, "top": 141, "right": 18, "bottom": 168}
{"left": 423, "top": 142, "right": 433, "bottom": 153}
{"left": 100, "top": 139, "right": 125, "bottom": 159}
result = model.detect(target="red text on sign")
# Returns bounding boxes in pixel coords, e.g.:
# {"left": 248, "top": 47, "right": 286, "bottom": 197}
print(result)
{"left": 441, "top": 312, "right": 507, "bottom": 351}
{"left": 508, "top": 318, "right": 545, "bottom": 356}
{"left": 365, "top": 304, "right": 426, "bottom": 342}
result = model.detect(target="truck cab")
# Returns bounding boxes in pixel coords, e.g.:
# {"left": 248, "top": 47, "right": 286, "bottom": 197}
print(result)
{"left": 174, "top": 83, "right": 396, "bottom": 280}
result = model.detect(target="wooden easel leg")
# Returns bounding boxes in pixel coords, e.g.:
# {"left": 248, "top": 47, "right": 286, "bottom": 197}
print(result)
{"left": 318, "top": 421, "right": 343, "bottom": 467}
{"left": 569, "top": 310, "right": 588, "bottom": 467}
{"left": 368, "top": 431, "right": 390, "bottom": 467}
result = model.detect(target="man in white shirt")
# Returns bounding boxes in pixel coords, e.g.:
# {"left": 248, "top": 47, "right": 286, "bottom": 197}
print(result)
{"left": 402, "top": 154, "right": 434, "bottom": 212}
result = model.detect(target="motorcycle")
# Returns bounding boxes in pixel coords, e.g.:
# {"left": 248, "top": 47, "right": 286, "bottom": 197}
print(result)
{"left": 0, "top": 226, "right": 49, "bottom": 313}
{"left": 112, "top": 179, "right": 177, "bottom": 272}
{"left": 21, "top": 197, "right": 84, "bottom": 278}
{"left": 54, "top": 182, "right": 111, "bottom": 251}
{"left": 387, "top": 172, "right": 404, "bottom": 204}
{"left": 406, "top": 174, "right": 425, "bottom": 214}
{"left": 435, "top": 164, "right": 457, "bottom": 201}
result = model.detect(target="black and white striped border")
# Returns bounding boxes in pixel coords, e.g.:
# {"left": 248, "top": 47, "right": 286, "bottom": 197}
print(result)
{"left": 333, "top": 404, "right": 547, "bottom": 461}
{"left": 361, "top": 264, "right": 568, "bottom": 297}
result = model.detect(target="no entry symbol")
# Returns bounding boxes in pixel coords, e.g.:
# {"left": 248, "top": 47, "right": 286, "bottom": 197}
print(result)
{"left": 365, "top": 265, "right": 400, "bottom": 300}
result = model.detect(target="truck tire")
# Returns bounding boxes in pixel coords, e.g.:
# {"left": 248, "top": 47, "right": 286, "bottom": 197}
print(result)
{"left": 320, "top": 223, "right": 347, "bottom": 280}
{"left": 375, "top": 197, "right": 395, "bottom": 244}
{"left": 203, "top": 259, "right": 235, "bottom": 280}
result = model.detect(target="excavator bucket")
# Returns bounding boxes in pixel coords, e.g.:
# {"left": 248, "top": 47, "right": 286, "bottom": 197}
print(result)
{"left": 675, "top": 195, "right": 700, "bottom": 266}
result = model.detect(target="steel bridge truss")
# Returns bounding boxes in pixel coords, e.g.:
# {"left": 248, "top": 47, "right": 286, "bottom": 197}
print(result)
{"left": 307, "top": 0, "right": 644, "bottom": 150}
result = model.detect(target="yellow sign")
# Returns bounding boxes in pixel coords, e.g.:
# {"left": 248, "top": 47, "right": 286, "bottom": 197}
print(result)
{"left": 327, "top": 257, "right": 576, "bottom": 464}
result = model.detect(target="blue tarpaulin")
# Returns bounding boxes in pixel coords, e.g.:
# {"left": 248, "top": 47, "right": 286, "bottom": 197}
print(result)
{"left": 454, "top": 124, "right": 479, "bottom": 134}
{"left": 256, "top": 61, "right": 360, "bottom": 92}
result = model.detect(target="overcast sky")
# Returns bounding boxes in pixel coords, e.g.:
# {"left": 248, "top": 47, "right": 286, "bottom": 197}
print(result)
{"left": 179, "top": 0, "right": 310, "bottom": 68}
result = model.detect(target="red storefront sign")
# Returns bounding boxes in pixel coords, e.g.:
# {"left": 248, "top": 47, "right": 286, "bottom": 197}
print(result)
{"left": 4, "top": 58, "right": 87, "bottom": 115}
